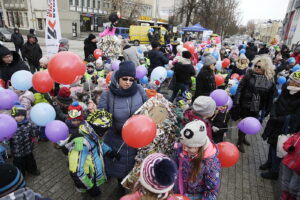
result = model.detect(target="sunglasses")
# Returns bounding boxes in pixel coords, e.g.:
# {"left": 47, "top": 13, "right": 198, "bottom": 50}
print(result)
{"left": 121, "top": 77, "right": 135, "bottom": 82}
{"left": 254, "top": 64, "right": 261, "bottom": 69}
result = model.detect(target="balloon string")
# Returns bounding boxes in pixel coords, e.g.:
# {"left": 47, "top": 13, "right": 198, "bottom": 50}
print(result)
{"left": 113, "top": 142, "right": 125, "bottom": 162}
{"left": 217, "top": 126, "right": 237, "bottom": 130}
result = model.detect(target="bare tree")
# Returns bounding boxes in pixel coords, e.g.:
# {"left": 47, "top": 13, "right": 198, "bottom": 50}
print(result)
{"left": 176, "top": 0, "right": 200, "bottom": 26}
{"left": 246, "top": 20, "right": 256, "bottom": 37}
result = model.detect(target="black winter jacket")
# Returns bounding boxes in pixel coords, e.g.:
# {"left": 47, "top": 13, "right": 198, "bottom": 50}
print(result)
{"left": 11, "top": 32, "right": 24, "bottom": 46}
{"left": 22, "top": 42, "right": 42, "bottom": 66}
{"left": 233, "top": 70, "right": 275, "bottom": 115}
{"left": 148, "top": 50, "right": 169, "bottom": 71}
{"left": 84, "top": 39, "right": 97, "bottom": 61}
{"left": 0, "top": 51, "right": 29, "bottom": 82}
{"left": 174, "top": 62, "right": 196, "bottom": 84}
{"left": 194, "top": 67, "right": 216, "bottom": 97}
{"left": 262, "top": 85, "right": 300, "bottom": 146}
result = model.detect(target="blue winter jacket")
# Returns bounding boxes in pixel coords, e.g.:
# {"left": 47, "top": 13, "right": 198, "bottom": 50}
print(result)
{"left": 98, "top": 73, "right": 148, "bottom": 179}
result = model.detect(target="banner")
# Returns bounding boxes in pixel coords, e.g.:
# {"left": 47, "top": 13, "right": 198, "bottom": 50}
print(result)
{"left": 45, "top": 0, "right": 61, "bottom": 56}
{"left": 202, "top": 30, "right": 213, "bottom": 42}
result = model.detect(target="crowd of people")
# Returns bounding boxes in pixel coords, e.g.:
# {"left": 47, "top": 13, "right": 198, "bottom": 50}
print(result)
{"left": 1, "top": 14, "right": 300, "bottom": 200}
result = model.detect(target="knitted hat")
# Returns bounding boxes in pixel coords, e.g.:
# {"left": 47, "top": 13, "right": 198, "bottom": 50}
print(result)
{"left": 11, "top": 103, "right": 27, "bottom": 117}
{"left": 203, "top": 55, "right": 217, "bottom": 66}
{"left": 151, "top": 41, "right": 161, "bottom": 49}
{"left": 86, "top": 62, "right": 95, "bottom": 68}
{"left": 289, "top": 71, "right": 300, "bottom": 84}
{"left": 192, "top": 96, "right": 216, "bottom": 117}
{"left": 68, "top": 102, "right": 84, "bottom": 120}
{"left": 58, "top": 87, "right": 71, "bottom": 98}
{"left": 88, "top": 34, "right": 96, "bottom": 41}
{"left": 0, "top": 164, "right": 26, "bottom": 197}
{"left": 58, "top": 38, "right": 69, "bottom": 52}
{"left": 0, "top": 45, "right": 11, "bottom": 58}
{"left": 180, "top": 120, "right": 209, "bottom": 148}
{"left": 27, "top": 33, "right": 35, "bottom": 39}
{"left": 239, "top": 54, "right": 247, "bottom": 60}
{"left": 116, "top": 61, "right": 136, "bottom": 80}
{"left": 139, "top": 153, "right": 177, "bottom": 194}
{"left": 182, "top": 51, "right": 192, "bottom": 59}
{"left": 39, "top": 56, "right": 49, "bottom": 65}
{"left": 87, "top": 109, "right": 112, "bottom": 135}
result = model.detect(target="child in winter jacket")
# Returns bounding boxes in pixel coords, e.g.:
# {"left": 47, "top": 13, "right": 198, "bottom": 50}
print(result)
{"left": 65, "top": 102, "right": 113, "bottom": 198}
{"left": 280, "top": 133, "right": 300, "bottom": 200}
{"left": 211, "top": 106, "right": 230, "bottom": 143}
{"left": 121, "top": 153, "right": 178, "bottom": 200}
{"left": 9, "top": 104, "right": 40, "bottom": 176}
{"left": 182, "top": 96, "right": 217, "bottom": 140}
{"left": 174, "top": 120, "right": 221, "bottom": 200}
{"left": 14, "top": 89, "right": 35, "bottom": 118}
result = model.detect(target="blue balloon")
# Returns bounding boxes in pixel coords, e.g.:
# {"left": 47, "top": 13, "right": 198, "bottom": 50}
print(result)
{"left": 196, "top": 63, "right": 204, "bottom": 72}
{"left": 167, "top": 70, "right": 174, "bottom": 78}
{"left": 242, "top": 44, "right": 247, "bottom": 49}
{"left": 11, "top": 70, "right": 32, "bottom": 91}
{"left": 140, "top": 76, "right": 149, "bottom": 84}
{"left": 137, "top": 48, "right": 143, "bottom": 54}
{"left": 30, "top": 103, "right": 56, "bottom": 126}
{"left": 277, "top": 76, "right": 287, "bottom": 85}
{"left": 216, "top": 61, "right": 222, "bottom": 71}
{"left": 212, "top": 52, "right": 219, "bottom": 60}
{"left": 292, "top": 64, "right": 300, "bottom": 72}
{"left": 240, "top": 49, "right": 246, "bottom": 54}
{"left": 288, "top": 57, "right": 296, "bottom": 64}
{"left": 230, "top": 84, "right": 239, "bottom": 96}
{"left": 278, "top": 89, "right": 282, "bottom": 95}
{"left": 179, "top": 31, "right": 184, "bottom": 35}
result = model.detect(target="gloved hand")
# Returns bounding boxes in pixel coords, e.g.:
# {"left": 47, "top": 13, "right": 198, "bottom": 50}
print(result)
{"left": 212, "top": 126, "right": 220, "bottom": 132}
{"left": 106, "top": 150, "right": 121, "bottom": 161}
{"left": 87, "top": 185, "right": 101, "bottom": 197}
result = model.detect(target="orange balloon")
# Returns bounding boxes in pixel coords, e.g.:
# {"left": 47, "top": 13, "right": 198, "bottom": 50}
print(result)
{"left": 32, "top": 71, "right": 55, "bottom": 93}
{"left": 230, "top": 73, "right": 240, "bottom": 80}
{"left": 93, "top": 49, "right": 103, "bottom": 59}
{"left": 122, "top": 115, "right": 156, "bottom": 148}
{"left": 222, "top": 58, "right": 230, "bottom": 68}
{"left": 183, "top": 42, "right": 195, "bottom": 54}
{"left": 48, "top": 52, "right": 86, "bottom": 85}
{"left": 173, "top": 194, "right": 191, "bottom": 200}
{"left": 215, "top": 75, "right": 224, "bottom": 87}
{"left": 217, "top": 142, "right": 240, "bottom": 168}
{"left": 106, "top": 71, "right": 113, "bottom": 85}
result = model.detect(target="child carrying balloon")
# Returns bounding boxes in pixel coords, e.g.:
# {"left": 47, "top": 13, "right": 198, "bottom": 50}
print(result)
{"left": 174, "top": 120, "right": 221, "bottom": 200}
{"left": 9, "top": 103, "right": 40, "bottom": 176}
{"left": 211, "top": 105, "right": 230, "bottom": 143}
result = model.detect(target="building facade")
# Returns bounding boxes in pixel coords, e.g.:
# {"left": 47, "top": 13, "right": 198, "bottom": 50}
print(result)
{"left": 254, "top": 20, "right": 283, "bottom": 43}
{"left": 282, "top": 0, "right": 300, "bottom": 49}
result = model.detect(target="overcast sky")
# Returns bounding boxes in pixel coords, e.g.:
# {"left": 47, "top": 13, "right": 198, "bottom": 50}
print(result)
{"left": 239, "top": 0, "right": 290, "bottom": 24}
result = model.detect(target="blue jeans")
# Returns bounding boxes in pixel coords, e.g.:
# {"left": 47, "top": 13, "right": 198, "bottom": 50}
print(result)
{"left": 266, "top": 145, "right": 282, "bottom": 173}
{"left": 170, "top": 82, "right": 189, "bottom": 102}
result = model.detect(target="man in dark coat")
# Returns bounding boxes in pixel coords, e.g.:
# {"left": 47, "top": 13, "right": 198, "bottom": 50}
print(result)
{"left": 148, "top": 41, "right": 169, "bottom": 74}
{"left": 11, "top": 28, "right": 24, "bottom": 54}
{"left": 0, "top": 45, "right": 29, "bottom": 88}
{"left": 84, "top": 34, "right": 97, "bottom": 62}
{"left": 22, "top": 34, "right": 42, "bottom": 73}
{"left": 245, "top": 42, "right": 257, "bottom": 61}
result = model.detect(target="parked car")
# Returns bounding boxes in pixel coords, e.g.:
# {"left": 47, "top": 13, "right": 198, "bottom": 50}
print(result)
{"left": 0, "top": 28, "right": 12, "bottom": 42}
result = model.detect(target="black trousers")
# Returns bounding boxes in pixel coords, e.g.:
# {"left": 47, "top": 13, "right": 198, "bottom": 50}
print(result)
{"left": 13, "top": 153, "right": 38, "bottom": 176}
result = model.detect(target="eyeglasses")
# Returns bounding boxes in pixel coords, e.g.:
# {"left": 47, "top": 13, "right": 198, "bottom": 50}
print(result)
{"left": 121, "top": 77, "right": 135, "bottom": 82}
{"left": 254, "top": 64, "right": 261, "bottom": 69}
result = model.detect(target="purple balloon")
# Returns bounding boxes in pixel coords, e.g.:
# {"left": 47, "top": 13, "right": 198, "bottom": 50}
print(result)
{"left": 227, "top": 96, "right": 233, "bottom": 110}
{"left": 210, "top": 89, "right": 229, "bottom": 106}
{"left": 45, "top": 120, "right": 69, "bottom": 143}
{"left": 0, "top": 114, "right": 17, "bottom": 141}
{"left": 0, "top": 89, "right": 19, "bottom": 110}
{"left": 136, "top": 65, "right": 148, "bottom": 79}
{"left": 238, "top": 117, "right": 262, "bottom": 135}
{"left": 111, "top": 60, "right": 121, "bottom": 71}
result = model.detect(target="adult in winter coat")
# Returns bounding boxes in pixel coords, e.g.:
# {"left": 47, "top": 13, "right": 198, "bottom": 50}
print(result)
{"left": 148, "top": 41, "right": 169, "bottom": 74}
{"left": 170, "top": 51, "right": 196, "bottom": 102}
{"left": 245, "top": 42, "right": 257, "bottom": 61}
{"left": 258, "top": 43, "right": 269, "bottom": 55}
{"left": 98, "top": 61, "right": 147, "bottom": 188}
{"left": 232, "top": 55, "right": 276, "bottom": 153}
{"left": 0, "top": 45, "right": 29, "bottom": 88}
{"left": 29, "top": 29, "right": 38, "bottom": 42}
{"left": 123, "top": 45, "right": 140, "bottom": 67}
{"left": 11, "top": 28, "right": 24, "bottom": 54}
{"left": 229, "top": 53, "right": 249, "bottom": 77}
{"left": 194, "top": 54, "right": 216, "bottom": 99}
{"left": 261, "top": 71, "right": 300, "bottom": 180}
{"left": 22, "top": 34, "right": 42, "bottom": 73}
{"left": 84, "top": 34, "right": 97, "bottom": 61}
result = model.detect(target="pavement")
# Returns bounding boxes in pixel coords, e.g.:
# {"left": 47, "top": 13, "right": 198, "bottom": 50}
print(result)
{"left": 2, "top": 38, "right": 280, "bottom": 200}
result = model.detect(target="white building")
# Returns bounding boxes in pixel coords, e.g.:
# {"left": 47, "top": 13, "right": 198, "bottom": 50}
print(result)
{"left": 282, "top": 0, "right": 300, "bottom": 49}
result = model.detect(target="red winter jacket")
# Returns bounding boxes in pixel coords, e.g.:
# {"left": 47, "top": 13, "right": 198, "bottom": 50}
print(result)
{"left": 282, "top": 133, "right": 300, "bottom": 175}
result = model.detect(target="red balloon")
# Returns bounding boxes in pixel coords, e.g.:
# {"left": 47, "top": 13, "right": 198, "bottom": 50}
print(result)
{"left": 93, "top": 49, "right": 103, "bottom": 59}
{"left": 48, "top": 52, "right": 86, "bottom": 85}
{"left": 173, "top": 194, "right": 191, "bottom": 200}
{"left": 122, "top": 115, "right": 156, "bottom": 148}
{"left": 32, "top": 71, "right": 55, "bottom": 93}
{"left": 183, "top": 42, "right": 195, "bottom": 54}
{"left": 215, "top": 75, "right": 225, "bottom": 87}
{"left": 106, "top": 71, "right": 113, "bottom": 85}
{"left": 230, "top": 73, "right": 240, "bottom": 80}
{"left": 217, "top": 142, "right": 240, "bottom": 168}
{"left": 222, "top": 58, "right": 230, "bottom": 68}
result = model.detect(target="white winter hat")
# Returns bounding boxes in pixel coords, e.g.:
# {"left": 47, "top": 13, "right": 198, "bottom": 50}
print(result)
{"left": 180, "top": 120, "right": 209, "bottom": 148}
{"left": 192, "top": 96, "right": 216, "bottom": 117}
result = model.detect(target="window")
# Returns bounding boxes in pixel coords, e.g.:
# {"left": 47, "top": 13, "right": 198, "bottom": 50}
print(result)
{"left": 92, "top": 0, "right": 95, "bottom": 8}
{"left": 97, "top": 0, "right": 101, "bottom": 8}
{"left": 69, "top": 0, "right": 72, "bottom": 6}
{"left": 76, "top": 0, "right": 79, "bottom": 6}
{"left": 87, "top": 0, "right": 90, "bottom": 7}
{"left": 37, "top": 18, "right": 43, "bottom": 30}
